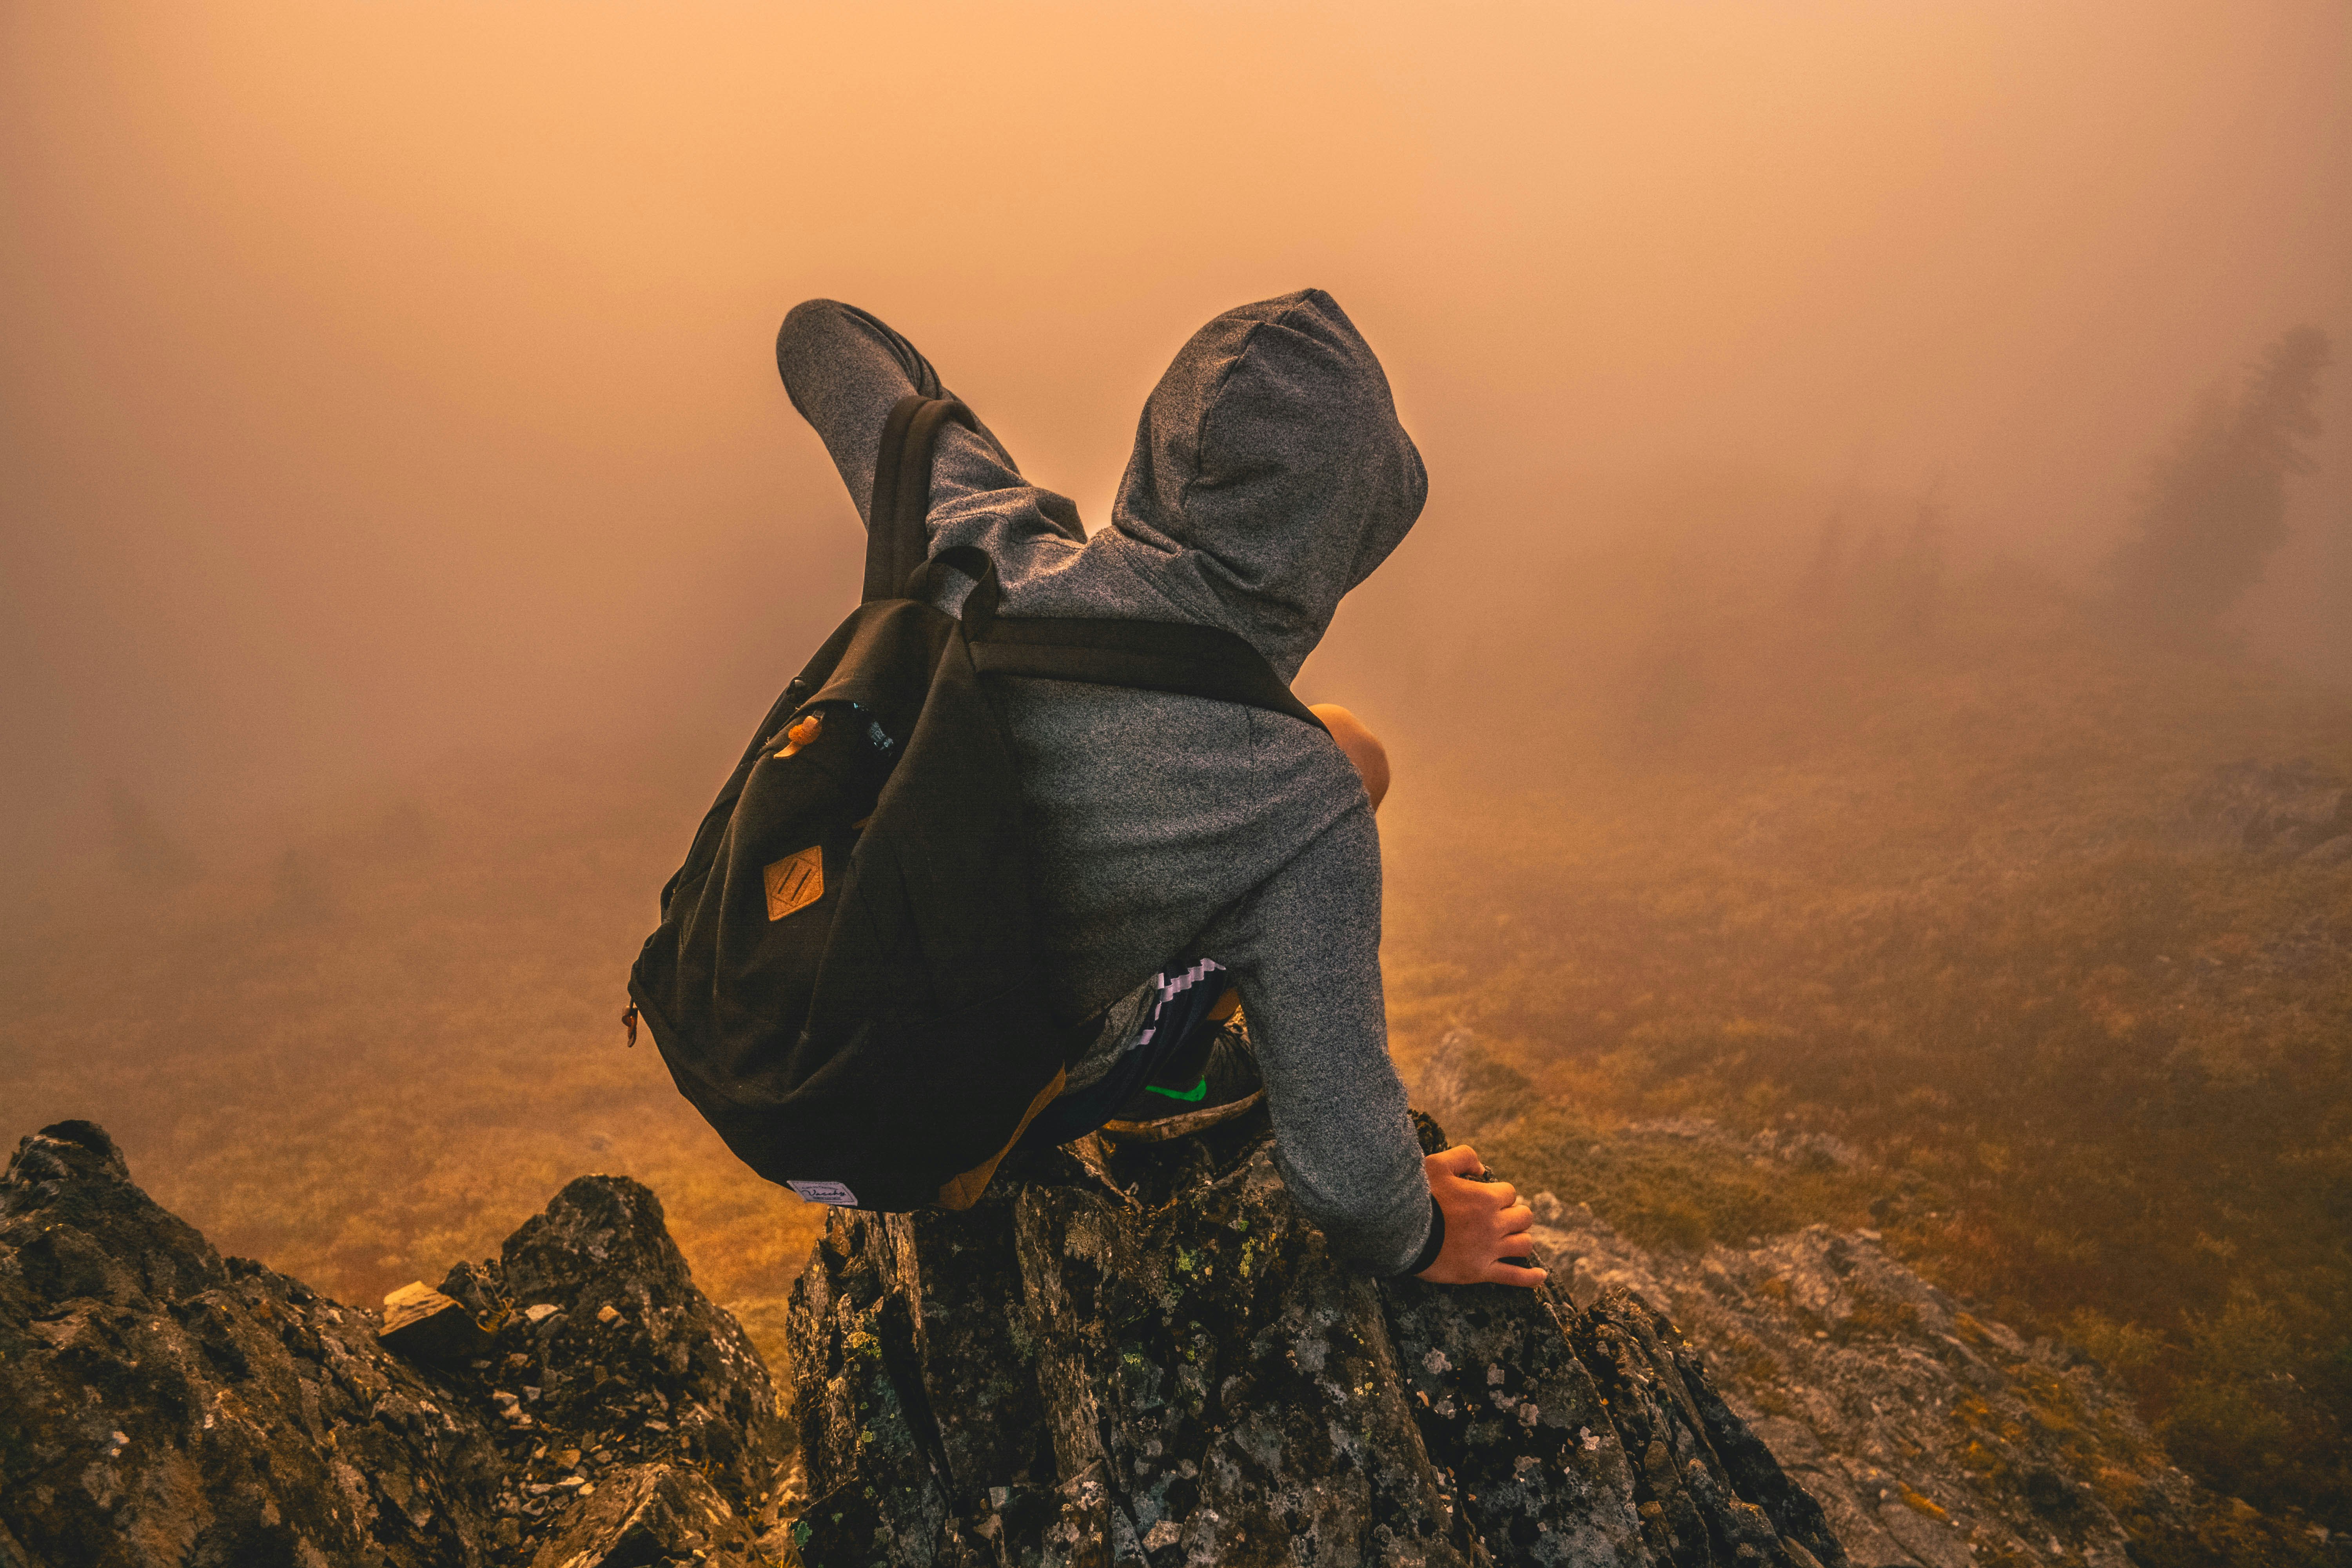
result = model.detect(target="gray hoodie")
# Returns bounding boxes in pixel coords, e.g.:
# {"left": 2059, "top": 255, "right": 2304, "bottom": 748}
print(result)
{"left": 777, "top": 289, "right": 1435, "bottom": 1271}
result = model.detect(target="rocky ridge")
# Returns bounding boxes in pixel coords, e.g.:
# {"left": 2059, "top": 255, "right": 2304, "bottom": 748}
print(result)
{"left": 12, "top": 1072, "right": 2326, "bottom": 1568}
{"left": 4, "top": 1112, "right": 1853, "bottom": 1568}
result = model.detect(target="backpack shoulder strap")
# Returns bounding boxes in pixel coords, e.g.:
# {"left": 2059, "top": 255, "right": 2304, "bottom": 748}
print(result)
{"left": 875, "top": 397, "right": 1326, "bottom": 734}
{"left": 865, "top": 395, "right": 977, "bottom": 604}
{"left": 970, "top": 615, "right": 1326, "bottom": 731}
{"left": 917, "top": 544, "right": 1325, "bottom": 733}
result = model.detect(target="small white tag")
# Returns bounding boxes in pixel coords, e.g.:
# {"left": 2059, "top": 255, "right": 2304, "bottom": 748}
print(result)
{"left": 786, "top": 1180, "right": 859, "bottom": 1207}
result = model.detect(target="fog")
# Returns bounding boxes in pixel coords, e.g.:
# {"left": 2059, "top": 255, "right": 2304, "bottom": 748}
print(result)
{"left": 5, "top": 0, "right": 2349, "bottom": 895}
{"left": 10, "top": 10, "right": 2352, "bottom": 1528}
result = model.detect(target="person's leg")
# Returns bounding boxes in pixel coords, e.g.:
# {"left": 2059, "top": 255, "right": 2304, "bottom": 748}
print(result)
{"left": 775, "top": 299, "right": 1047, "bottom": 531}
{"left": 1310, "top": 704, "right": 1390, "bottom": 812}
{"left": 776, "top": 300, "right": 948, "bottom": 526}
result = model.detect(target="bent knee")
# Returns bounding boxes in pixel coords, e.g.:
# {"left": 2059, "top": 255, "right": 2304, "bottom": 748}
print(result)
{"left": 1310, "top": 704, "right": 1390, "bottom": 812}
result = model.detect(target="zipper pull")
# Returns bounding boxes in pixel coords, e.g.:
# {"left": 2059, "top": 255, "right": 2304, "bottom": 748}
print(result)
{"left": 774, "top": 712, "right": 824, "bottom": 758}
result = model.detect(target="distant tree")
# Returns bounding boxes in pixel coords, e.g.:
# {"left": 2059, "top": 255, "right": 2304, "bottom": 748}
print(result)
{"left": 2109, "top": 325, "right": 2332, "bottom": 642}
{"left": 105, "top": 782, "right": 200, "bottom": 887}
{"left": 1795, "top": 513, "right": 1847, "bottom": 616}
{"left": 1889, "top": 484, "right": 1948, "bottom": 644}
{"left": 1789, "top": 481, "right": 1946, "bottom": 648}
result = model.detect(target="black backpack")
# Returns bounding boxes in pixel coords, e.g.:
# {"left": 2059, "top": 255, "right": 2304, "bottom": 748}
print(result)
{"left": 626, "top": 396, "right": 1325, "bottom": 1212}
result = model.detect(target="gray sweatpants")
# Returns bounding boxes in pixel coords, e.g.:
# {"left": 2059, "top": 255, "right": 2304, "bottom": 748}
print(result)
{"left": 775, "top": 296, "right": 1433, "bottom": 1273}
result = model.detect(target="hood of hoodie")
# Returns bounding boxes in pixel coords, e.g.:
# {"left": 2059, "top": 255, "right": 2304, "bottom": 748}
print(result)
{"left": 1105, "top": 289, "right": 1427, "bottom": 682}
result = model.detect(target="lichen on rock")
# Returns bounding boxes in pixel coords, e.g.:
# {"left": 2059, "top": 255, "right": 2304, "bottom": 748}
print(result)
{"left": 781, "top": 1107, "right": 1847, "bottom": 1566}
{"left": 0, "top": 1120, "right": 789, "bottom": 1568}
{"left": 15, "top": 1087, "right": 2246, "bottom": 1568}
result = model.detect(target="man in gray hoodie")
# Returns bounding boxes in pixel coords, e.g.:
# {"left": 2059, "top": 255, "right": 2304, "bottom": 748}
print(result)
{"left": 776, "top": 289, "right": 1540, "bottom": 1287}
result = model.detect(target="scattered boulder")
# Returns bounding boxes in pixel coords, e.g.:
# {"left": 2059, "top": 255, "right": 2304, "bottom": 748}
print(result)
{"left": 2177, "top": 759, "right": 2350, "bottom": 859}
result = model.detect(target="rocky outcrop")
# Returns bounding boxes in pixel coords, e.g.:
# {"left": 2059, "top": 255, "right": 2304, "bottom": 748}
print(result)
{"left": 2, "top": 1111, "right": 1849, "bottom": 1568}
{"left": 781, "top": 1109, "right": 1849, "bottom": 1566}
{"left": 1528, "top": 1196, "right": 2190, "bottom": 1568}
{"left": 2178, "top": 759, "right": 2352, "bottom": 863}
{"left": 1417, "top": 1032, "right": 2348, "bottom": 1568}
{"left": 0, "top": 1120, "right": 790, "bottom": 1568}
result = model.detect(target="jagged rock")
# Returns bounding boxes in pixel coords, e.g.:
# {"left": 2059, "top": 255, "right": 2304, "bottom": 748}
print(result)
{"left": 0, "top": 1120, "right": 790, "bottom": 1568}
{"left": 22, "top": 1054, "right": 2301, "bottom": 1568}
{"left": 779, "top": 1107, "right": 1848, "bottom": 1566}
{"left": 0, "top": 1120, "right": 509, "bottom": 1566}
{"left": 482, "top": 1171, "right": 789, "bottom": 1511}
{"left": 1527, "top": 1202, "right": 2152, "bottom": 1565}
{"left": 526, "top": 1462, "right": 745, "bottom": 1568}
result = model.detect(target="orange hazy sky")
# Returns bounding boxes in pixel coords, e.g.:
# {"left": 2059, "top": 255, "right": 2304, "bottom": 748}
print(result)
{"left": 4, "top": 1, "right": 2347, "bottom": 891}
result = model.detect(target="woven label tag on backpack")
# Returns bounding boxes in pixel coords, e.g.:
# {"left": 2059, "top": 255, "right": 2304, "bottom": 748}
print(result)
{"left": 763, "top": 846, "right": 824, "bottom": 921}
{"left": 785, "top": 1180, "right": 858, "bottom": 1207}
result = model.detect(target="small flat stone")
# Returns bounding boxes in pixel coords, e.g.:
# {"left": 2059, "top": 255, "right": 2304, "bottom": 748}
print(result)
{"left": 523, "top": 1303, "right": 561, "bottom": 1325}
{"left": 378, "top": 1281, "right": 491, "bottom": 1364}
{"left": 597, "top": 1303, "right": 622, "bottom": 1325}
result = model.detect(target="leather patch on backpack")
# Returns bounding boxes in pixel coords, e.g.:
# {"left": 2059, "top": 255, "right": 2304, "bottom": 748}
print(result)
{"left": 763, "top": 846, "right": 824, "bottom": 921}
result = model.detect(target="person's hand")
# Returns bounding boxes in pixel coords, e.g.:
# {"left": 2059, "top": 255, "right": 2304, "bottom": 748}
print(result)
{"left": 1416, "top": 1144, "right": 1547, "bottom": 1287}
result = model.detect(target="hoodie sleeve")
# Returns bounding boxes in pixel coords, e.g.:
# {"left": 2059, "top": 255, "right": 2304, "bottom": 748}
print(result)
{"left": 1198, "top": 800, "right": 1435, "bottom": 1274}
